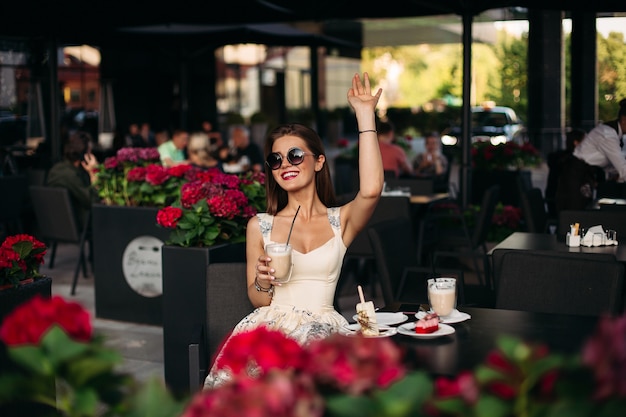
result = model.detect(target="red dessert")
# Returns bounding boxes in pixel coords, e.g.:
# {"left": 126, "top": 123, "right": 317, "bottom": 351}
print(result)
{"left": 415, "top": 313, "right": 440, "bottom": 334}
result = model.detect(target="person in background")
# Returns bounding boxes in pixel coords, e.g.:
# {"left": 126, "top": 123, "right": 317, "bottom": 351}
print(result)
{"left": 157, "top": 128, "right": 189, "bottom": 167}
{"left": 204, "top": 72, "right": 384, "bottom": 388}
{"left": 140, "top": 122, "right": 156, "bottom": 147}
{"left": 46, "top": 131, "right": 99, "bottom": 228}
{"left": 556, "top": 99, "right": 626, "bottom": 213}
{"left": 187, "top": 132, "right": 222, "bottom": 170}
{"left": 376, "top": 119, "right": 412, "bottom": 178}
{"left": 413, "top": 131, "right": 448, "bottom": 178}
{"left": 226, "top": 124, "right": 264, "bottom": 173}
{"left": 200, "top": 120, "right": 224, "bottom": 151}
{"left": 545, "top": 128, "right": 585, "bottom": 217}
{"left": 125, "top": 123, "right": 145, "bottom": 147}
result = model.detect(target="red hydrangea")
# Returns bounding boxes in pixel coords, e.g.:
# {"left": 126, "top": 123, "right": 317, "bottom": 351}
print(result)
{"left": 0, "top": 294, "right": 92, "bottom": 345}
{"left": 207, "top": 196, "right": 239, "bottom": 219}
{"left": 156, "top": 206, "right": 183, "bottom": 228}
{"left": 126, "top": 166, "right": 147, "bottom": 182}
{"left": 145, "top": 164, "right": 171, "bottom": 185}
{"left": 434, "top": 370, "right": 479, "bottom": 403}
{"left": 305, "top": 332, "right": 405, "bottom": 395}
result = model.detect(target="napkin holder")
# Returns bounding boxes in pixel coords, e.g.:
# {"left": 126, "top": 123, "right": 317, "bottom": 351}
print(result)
{"left": 566, "top": 233, "right": 580, "bottom": 247}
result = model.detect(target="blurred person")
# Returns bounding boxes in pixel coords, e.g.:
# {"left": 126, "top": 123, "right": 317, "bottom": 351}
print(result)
{"left": 157, "top": 128, "right": 189, "bottom": 167}
{"left": 545, "top": 128, "right": 585, "bottom": 217}
{"left": 200, "top": 119, "right": 223, "bottom": 151}
{"left": 376, "top": 119, "right": 412, "bottom": 178}
{"left": 226, "top": 124, "right": 264, "bottom": 173}
{"left": 140, "top": 122, "right": 156, "bottom": 147}
{"left": 556, "top": 99, "right": 626, "bottom": 213}
{"left": 125, "top": 123, "right": 145, "bottom": 147}
{"left": 413, "top": 131, "right": 448, "bottom": 178}
{"left": 46, "top": 131, "right": 99, "bottom": 228}
{"left": 187, "top": 131, "right": 222, "bottom": 170}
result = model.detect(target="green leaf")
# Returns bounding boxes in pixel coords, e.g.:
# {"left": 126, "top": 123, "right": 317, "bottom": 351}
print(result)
{"left": 8, "top": 345, "right": 53, "bottom": 375}
{"left": 41, "top": 326, "right": 91, "bottom": 365}
{"left": 123, "top": 378, "right": 187, "bottom": 417}
{"left": 474, "top": 394, "right": 512, "bottom": 417}
{"left": 325, "top": 394, "right": 378, "bottom": 417}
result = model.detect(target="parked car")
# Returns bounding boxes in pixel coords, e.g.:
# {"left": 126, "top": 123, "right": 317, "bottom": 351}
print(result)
{"left": 441, "top": 104, "right": 526, "bottom": 147}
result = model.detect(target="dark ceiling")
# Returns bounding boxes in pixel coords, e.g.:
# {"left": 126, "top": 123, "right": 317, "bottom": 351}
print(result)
{"left": 2, "top": 1, "right": 626, "bottom": 45}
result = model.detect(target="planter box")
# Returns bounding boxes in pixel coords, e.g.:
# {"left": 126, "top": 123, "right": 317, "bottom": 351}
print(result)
{"left": 162, "top": 242, "right": 246, "bottom": 395}
{"left": 92, "top": 204, "right": 171, "bottom": 325}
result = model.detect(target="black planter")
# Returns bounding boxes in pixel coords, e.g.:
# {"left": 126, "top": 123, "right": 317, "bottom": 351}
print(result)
{"left": 161, "top": 242, "right": 246, "bottom": 395}
{"left": 471, "top": 169, "right": 531, "bottom": 207}
{"left": 92, "top": 204, "right": 171, "bottom": 325}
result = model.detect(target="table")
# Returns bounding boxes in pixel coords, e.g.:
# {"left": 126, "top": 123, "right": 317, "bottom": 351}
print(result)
{"left": 410, "top": 192, "right": 450, "bottom": 205}
{"left": 488, "top": 232, "right": 626, "bottom": 262}
{"left": 381, "top": 304, "right": 599, "bottom": 377}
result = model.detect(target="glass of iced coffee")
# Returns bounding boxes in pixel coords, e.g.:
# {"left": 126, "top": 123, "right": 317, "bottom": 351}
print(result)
{"left": 265, "top": 243, "right": 293, "bottom": 283}
{"left": 427, "top": 277, "right": 457, "bottom": 317}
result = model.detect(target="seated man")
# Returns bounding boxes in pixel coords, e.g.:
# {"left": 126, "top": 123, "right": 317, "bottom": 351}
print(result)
{"left": 158, "top": 129, "right": 189, "bottom": 167}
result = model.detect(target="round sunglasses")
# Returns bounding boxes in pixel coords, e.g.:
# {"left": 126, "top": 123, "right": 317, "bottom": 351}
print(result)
{"left": 265, "top": 147, "right": 317, "bottom": 170}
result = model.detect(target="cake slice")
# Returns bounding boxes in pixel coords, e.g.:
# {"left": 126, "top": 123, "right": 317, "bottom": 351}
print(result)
{"left": 415, "top": 313, "right": 440, "bottom": 334}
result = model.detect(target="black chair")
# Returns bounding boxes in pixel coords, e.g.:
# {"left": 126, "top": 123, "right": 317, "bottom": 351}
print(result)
{"left": 0, "top": 174, "right": 28, "bottom": 238}
{"left": 188, "top": 262, "right": 253, "bottom": 392}
{"left": 368, "top": 217, "right": 465, "bottom": 308}
{"left": 427, "top": 185, "right": 500, "bottom": 288}
{"left": 28, "top": 185, "right": 91, "bottom": 295}
{"left": 494, "top": 250, "right": 624, "bottom": 316}
{"left": 519, "top": 187, "right": 555, "bottom": 233}
{"left": 336, "top": 196, "right": 413, "bottom": 304}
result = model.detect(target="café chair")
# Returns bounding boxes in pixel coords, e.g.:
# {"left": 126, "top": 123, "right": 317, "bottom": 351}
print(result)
{"left": 423, "top": 185, "right": 500, "bottom": 288}
{"left": 188, "top": 262, "right": 253, "bottom": 392}
{"left": 335, "top": 196, "right": 413, "bottom": 306}
{"left": 0, "top": 174, "right": 29, "bottom": 237}
{"left": 494, "top": 250, "right": 624, "bottom": 316}
{"left": 519, "top": 187, "right": 556, "bottom": 233}
{"left": 368, "top": 217, "right": 465, "bottom": 308}
{"left": 28, "top": 185, "right": 91, "bottom": 295}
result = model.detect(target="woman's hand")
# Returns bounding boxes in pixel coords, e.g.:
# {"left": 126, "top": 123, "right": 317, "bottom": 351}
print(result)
{"left": 254, "top": 254, "right": 277, "bottom": 289}
{"left": 347, "top": 72, "right": 382, "bottom": 113}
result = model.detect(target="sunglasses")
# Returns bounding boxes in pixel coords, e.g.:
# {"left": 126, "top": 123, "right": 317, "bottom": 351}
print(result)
{"left": 265, "top": 147, "right": 317, "bottom": 170}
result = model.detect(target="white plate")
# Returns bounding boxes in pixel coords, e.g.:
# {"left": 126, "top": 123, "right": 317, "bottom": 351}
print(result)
{"left": 351, "top": 312, "right": 408, "bottom": 326}
{"left": 415, "top": 309, "right": 471, "bottom": 324}
{"left": 397, "top": 322, "right": 455, "bottom": 339}
{"left": 339, "top": 324, "right": 398, "bottom": 338}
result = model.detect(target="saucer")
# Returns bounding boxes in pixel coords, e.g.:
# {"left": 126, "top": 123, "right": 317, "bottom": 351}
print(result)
{"left": 351, "top": 312, "right": 408, "bottom": 326}
{"left": 339, "top": 324, "right": 398, "bottom": 338}
{"left": 397, "top": 322, "right": 455, "bottom": 339}
{"left": 415, "top": 309, "right": 471, "bottom": 324}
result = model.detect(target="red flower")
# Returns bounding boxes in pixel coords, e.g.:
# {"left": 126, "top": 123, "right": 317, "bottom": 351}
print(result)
{"left": 181, "top": 181, "right": 209, "bottom": 208}
{"left": 156, "top": 206, "right": 183, "bottom": 228}
{"left": 306, "top": 333, "right": 405, "bottom": 395}
{"left": 434, "top": 371, "right": 479, "bottom": 403}
{"left": 126, "top": 166, "right": 147, "bottom": 182}
{"left": 0, "top": 294, "right": 92, "bottom": 345}
{"left": 337, "top": 138, "right": 349, "bottom": 148}
{"left": 207, "top": 196, "right": 239, "bottom": 219}
{"left": 167, "top": 163, "right": 194, "bottom": 178}
{"left": 145, "top": 164, "right": 171, "bottom": 185}
{"left": 215, "top": 326, "right": 307, "bottom": 375}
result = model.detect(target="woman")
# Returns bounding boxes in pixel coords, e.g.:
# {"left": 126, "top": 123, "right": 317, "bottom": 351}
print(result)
{"left": 204, "top": 72, "right": 383, "bottom": 388}
{"left": 556, "top": 99, "right": 626, "bottom": 212}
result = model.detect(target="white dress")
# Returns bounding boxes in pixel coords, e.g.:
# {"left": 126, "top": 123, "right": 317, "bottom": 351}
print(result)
{"left": 204, "top": 206, "right": 349, "bottom": 388}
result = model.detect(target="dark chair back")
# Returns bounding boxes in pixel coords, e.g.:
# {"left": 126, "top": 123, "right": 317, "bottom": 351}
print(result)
{"left": 494, "top": 250, "right": 624, "bottom": 316}
{"left": 519, "top": 187, "right": 549, "bottom": 233}
{"left": 471, "top": 184, "right": 501, "bottom": 248}
{"left": 558, "top": 209, "right": 626, "bottom": 237}
{"left": 368, "top": 217, "right": 465, "bottom": 308}
{"left": 0, "top": 174, "right": 28, "bottom": 235}
{"left": 333, "top": 157, "right": 358, "bottom": 195}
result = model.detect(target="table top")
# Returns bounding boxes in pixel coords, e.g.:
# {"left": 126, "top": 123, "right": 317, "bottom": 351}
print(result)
{"left": 410, "top": 193, "right": 450, "bottom": 205}
{"left": 488, "top": 232, "right": 626, "bottom": 262}
{"left": 379, "top": 304, "right": 598, "bottom": 377}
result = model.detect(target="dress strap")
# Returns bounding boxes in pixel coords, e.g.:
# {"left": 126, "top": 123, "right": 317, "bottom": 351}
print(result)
{"left": 257, "top": 213, "right": 273, "bottom": 246}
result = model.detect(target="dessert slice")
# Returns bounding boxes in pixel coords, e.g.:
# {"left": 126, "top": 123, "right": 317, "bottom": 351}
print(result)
{"left": 415, "top": 313, "right": 440, "bottom": 334}
{"left": 356, "top": 285, "right": 379, "bottom": 336}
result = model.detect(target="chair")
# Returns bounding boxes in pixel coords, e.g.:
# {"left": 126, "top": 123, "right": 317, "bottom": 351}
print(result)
{"left": 188, "top": 262, "right": 253, "bottom": 392}
{"left": 558, "top": 209, "right": 626, "bottom": 237}
{"left": 427, "top": 185, "right": 500, "bottom": 288}
{"left": 0, "top": 174, "right": 28, "bottom": 237}
{"left": 494, "top": 250, "right": 624, "bottom": 316}
{"left": 28, "top": 185, "right": 91, "bottom": 295}
{"left": 368, "top": 217, "right": 465, "bottom": 308}
{"left": 336, "top": 196, "right": 413, "bottom": 304}
{"left": 519, "top": 187, "right": 555, "bottom": 233}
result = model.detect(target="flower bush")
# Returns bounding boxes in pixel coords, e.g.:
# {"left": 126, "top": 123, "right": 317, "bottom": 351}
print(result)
{"left": 156, "top": 169, "right": 266, "bottom": 247}
{"left": 471, "top": 141, "right": 541, "bottom": 171}
{"left": 1, "top": 294, "right": 625, "bottom": 417}
{"left": 94, "top": 147, "right": 193, "bottom": 207}
{"left": 0, "top": 234, "right": 46, "bottom": 288}
{"left": 464, "top": 203, "right": 523, "bottom": 243}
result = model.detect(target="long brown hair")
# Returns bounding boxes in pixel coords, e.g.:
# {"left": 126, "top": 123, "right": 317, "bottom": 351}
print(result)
{"left": 263, "top": 123, "right": 336, "bottom": 215}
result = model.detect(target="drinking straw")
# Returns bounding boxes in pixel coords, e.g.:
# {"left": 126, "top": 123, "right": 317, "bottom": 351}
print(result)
{"left": 358, "top": 285, "right": 366, "bottom": 304}
{"left": 285, "top": 205, "right": 300, "bottom": 246}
